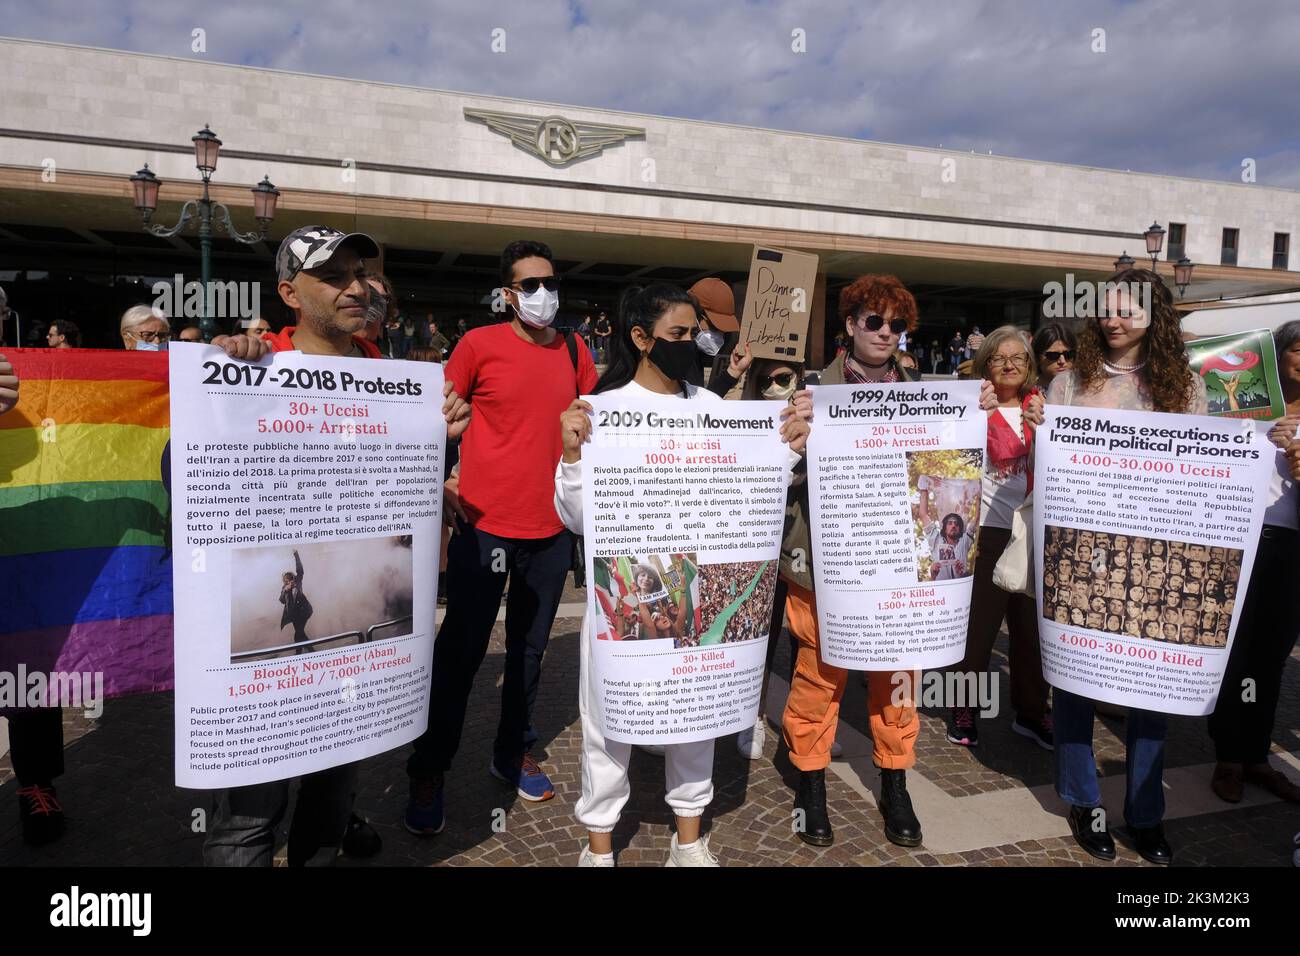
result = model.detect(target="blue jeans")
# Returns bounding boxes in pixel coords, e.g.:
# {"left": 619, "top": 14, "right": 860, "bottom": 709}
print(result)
{"left": 407, "top": 524, "right": 572, "bottom": 776}
{"left": 1053, "top": 687, "right": 1167, "bottom": 828}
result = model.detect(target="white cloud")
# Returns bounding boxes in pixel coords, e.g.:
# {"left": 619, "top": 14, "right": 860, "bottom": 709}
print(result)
{"left": 2, "top": 0, "right": 1298, "bottom": 187}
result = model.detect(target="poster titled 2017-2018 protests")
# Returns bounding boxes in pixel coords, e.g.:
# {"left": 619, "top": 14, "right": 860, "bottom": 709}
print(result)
{"left": 168, "top": 344, "right": 446, "bottom": 788}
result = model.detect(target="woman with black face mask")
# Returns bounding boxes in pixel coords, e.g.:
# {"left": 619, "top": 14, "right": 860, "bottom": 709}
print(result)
{"left": 554, "top": 283, "right": 810, "bottom": 867}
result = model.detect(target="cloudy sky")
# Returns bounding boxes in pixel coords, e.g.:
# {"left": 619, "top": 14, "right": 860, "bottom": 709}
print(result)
{"left": 3, "top": 0, "right": 1298, "bottom": 187}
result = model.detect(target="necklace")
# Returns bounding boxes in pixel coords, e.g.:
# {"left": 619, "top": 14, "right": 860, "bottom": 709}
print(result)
{"left": 1103, "top": 358, "right": 1146, "bottom": 375}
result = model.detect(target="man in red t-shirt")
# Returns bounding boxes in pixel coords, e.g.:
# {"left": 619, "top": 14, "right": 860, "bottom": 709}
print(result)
{"left": 202, "top": 225, "right": 469, "bottom": 866}
{"left": 405, "top": 239, "right": 597, "bottom": 833}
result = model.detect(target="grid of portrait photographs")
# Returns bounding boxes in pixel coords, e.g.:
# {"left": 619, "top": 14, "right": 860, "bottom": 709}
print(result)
{"left": 1041, "top": 525, "right": 1242, "bottom": 648}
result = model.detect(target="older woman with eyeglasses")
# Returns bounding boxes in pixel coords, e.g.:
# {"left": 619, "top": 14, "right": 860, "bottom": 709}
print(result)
{"left": 119, "top": 304, "right": 171, "bottom": 351}
{"left": 947, "top": 326, "right": 1051, "bottom": 751}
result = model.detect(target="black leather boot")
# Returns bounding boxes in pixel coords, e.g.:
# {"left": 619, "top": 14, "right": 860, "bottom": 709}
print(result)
{"left": 1130, "top": 823, "right": 1173, "bottom": 866}
{"left": 794, "top": 769, "right": 834, "bottom": 846}
{"left": 1067, "top": 804, "right": 1116, "bottom": 861}
{"left": 879, "top": 769, "right": 922, "bottom": 847}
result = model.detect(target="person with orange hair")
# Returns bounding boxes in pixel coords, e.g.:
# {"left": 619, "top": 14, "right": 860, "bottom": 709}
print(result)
{"left": 779, "top": 274, "right": 925, "bottom": 849}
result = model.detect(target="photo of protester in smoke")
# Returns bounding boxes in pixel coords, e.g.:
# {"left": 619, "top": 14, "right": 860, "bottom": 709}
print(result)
{"left": 1042, "top": 524, "right": 1239, "bottom": 647}
{"left": 230, "top": 535, "right": 415, "bottom": 662}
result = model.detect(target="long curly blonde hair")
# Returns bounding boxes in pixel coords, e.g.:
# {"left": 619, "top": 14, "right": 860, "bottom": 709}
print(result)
{"left": 1073, "top": 268, "right": 1195, "bottom": 413}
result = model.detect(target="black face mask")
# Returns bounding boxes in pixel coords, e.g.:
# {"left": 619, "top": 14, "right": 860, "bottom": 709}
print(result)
{"left": 648, "top": 338, "right": 697, "bottom": 382}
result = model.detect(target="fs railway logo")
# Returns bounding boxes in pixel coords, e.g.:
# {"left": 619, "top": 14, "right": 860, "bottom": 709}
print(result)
{"left": 464, "top": 108, "right": 645, "bottom": 166}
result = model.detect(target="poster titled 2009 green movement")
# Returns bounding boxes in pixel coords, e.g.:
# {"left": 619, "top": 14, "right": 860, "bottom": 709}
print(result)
{"left": 1186, "top": 328, "right": 1284, "bottom": 421}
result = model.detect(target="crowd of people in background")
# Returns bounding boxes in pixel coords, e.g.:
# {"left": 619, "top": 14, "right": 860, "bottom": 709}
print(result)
{"left": 2, "top": 233, "right": 1299, "bottom": 872}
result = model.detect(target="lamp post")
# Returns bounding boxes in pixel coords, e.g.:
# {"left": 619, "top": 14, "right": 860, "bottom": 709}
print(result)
{"left": 1144, "top": 221, "right": 1165, "bottom": 271}
{"left": 1174, "top": 257, "right": 1195, "bottom": 298}
{"left": 1114, "top": 251, "right": 1136, "bottom": 272}
{"left": 129, "top": 126, "right": 280, "bottom": 341}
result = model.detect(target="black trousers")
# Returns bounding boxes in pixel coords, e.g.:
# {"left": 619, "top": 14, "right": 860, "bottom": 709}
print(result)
{"left": 7, "top": 707, "right": 64, "bottom": 785}
{"left": 1207, "top": 527, "right": 1300, "bottom": 764}
{"left": 407, "top": 524, "right": 572, "bottom": 776}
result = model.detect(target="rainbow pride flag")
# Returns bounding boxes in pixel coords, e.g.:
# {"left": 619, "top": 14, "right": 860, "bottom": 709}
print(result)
{"left": 0, "top": 349, "right": 173, "bottom": 698}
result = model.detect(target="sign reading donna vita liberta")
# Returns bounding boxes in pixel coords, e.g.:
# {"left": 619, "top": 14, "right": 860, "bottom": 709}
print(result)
{"left": 464, "top": 108, "right": 645, "bottom": 166}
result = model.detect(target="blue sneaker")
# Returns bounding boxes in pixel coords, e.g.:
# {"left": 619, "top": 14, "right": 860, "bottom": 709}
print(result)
{"left": 489, "top": 751, "right": 555, "bottom": 802}
{"left": 404, "top": 774, "right": 445, "bottom": 836}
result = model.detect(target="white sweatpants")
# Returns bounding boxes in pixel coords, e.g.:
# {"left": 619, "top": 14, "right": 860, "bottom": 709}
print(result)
{"left": 574, "top": 613, "right": 715, "bottom": 832}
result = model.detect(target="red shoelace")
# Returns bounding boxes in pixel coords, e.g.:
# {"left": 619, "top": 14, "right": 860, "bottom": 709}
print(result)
{"left": 18, "top": 785, "right": 62, "bottom": 816}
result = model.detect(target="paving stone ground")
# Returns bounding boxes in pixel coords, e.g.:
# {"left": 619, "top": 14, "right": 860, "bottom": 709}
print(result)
{"left": 2, "top": 581, "right": 1297, "bottom": 867}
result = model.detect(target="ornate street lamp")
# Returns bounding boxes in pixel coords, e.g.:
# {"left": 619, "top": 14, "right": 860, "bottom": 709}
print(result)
{"left": 1144, "top": 222, "right": 1165, "bottom": 270}
{"left": 1174, "top": 257, "right": 1195, "bottom": 298}
{"left": 1114, "top": 251, "right": 1136, "bottom": 272}
{"left": 128, "top": 127, "right": 279, "bottom": 341}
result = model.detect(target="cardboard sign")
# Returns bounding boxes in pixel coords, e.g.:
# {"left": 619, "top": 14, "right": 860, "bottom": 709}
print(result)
{"left": 1186, "top": 328, "right": 1284, "bottom": 421}
{"left": 738, "top": 245, "right": 819, "bottom": 361}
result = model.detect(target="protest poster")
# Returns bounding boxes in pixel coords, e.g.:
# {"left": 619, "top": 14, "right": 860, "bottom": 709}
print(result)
{"left": 1186, "top": 328, "right": 1284, "bottom": 420}
{"left": 805, "top": 380, "right": 985, "bottom": 669}
{"left": 580, "top": 393, "right": 791, "bottom": 744}
{"left": 168, "top": 344, "right": 445, "bottom": 787}
{"left": 738, "top": 245, "right": 820, "bottom": 362}
{"left": 1035, "top": 406, "right": 1271, "bottom": 714}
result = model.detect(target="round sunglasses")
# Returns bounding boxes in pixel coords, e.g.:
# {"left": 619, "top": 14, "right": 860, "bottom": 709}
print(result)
{"left": 856, "top": 313, "right": 909, "bottom": 335}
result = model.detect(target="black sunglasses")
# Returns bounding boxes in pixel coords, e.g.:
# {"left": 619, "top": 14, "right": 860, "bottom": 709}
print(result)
{"left": 758, "top": 371, "right": 796, "bottom": 389}
{"left": 857, "top": 313, "right": 909, "bottom": 335}
{"left": 1042, "top": 349, "right": 1076, "bottom": 363}
{"left": 512, "top": 276, "right": 561, "bottom": 294}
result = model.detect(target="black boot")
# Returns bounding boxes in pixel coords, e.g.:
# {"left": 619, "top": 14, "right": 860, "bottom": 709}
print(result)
{"left": 1067, "top": 804, "right": 1116, "bottom": 861}
{"left": 794, "top": 769, "right": 834, "bottom": 846}
{"left": 879, "top": 769, "right": 922, "bottom": 847}
{"left": 1130, "top": 823, "right": 1173, "bottom": 866}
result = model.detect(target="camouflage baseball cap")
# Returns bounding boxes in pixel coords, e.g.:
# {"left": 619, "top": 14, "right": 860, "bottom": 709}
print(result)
{"left": 276, "top": 225, "right": 380, "bottom": 282}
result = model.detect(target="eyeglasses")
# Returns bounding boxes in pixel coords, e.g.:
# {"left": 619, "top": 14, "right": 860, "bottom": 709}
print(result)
{"left": 987, "top": 355, "right": 1029, "bottom": 369}
{"left": 758, "top": 371, "right": 796, "bottom": 389}
{"left": 856, "top": 313, "right": 909, "bottom": 335}
{"left": 129, "top": 329, "right": 170, "bottom": 342}
{"left": 1042, "top": 349, "right": 1075, "bottom": 363}
{"left": 511, "top": 276, "right": 561, "bottom": 294}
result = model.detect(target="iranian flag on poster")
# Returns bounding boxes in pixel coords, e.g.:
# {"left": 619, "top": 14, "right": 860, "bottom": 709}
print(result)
{"left": 592, "top": 556, "right": 618, "bottom": 641}
{"left": 678, "top": 554, "right": 702, "bottom": 635}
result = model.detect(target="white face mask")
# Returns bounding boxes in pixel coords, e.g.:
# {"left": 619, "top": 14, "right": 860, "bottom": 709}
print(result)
{"left": 762, "top": 379, "right": 797, "bottom": 401}
{"left": 514, "top": 286, "right": 559, "bottom": 328}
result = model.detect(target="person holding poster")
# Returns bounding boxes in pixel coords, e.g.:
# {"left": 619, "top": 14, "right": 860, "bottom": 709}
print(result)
{"left": 781, "top": 274, "right": 927, "bottom": 849}
{"left": 1043, "top": 268, "right": 1206, "bottom": 866}
{"left": 198, "top": 225, "right": 468, "bottom": 867}
{"left": 947, "top": 328, "right": 1052, "bottom": 750}
{"left": 555, "top": 283, "right": 809, "bottom": 866}
{"left": 1206, "top": 320, "right": 1300, "bottom": 804}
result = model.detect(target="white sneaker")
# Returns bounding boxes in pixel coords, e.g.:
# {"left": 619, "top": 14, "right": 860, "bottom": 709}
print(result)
{"left": 830, "top": 738, "right": 844, "bottom": 759}
{"left": 578, "top": 844, "right": 616, "bottom": 867}
{"left": 666, "top": 832, "right": 719, "bottom": 867}
{"left": 736, "top": 717, "right": 766, "bottom": 760}
{"left": 639, "top": 744, "right": 667, "bottom": 757}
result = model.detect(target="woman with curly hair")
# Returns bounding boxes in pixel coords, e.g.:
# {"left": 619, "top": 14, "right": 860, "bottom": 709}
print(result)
{"left": 779, "top": 274, "right": 926, "bottom": 849}
{"left": 1045, "top": 268, "right": 1206, "bottom": 867}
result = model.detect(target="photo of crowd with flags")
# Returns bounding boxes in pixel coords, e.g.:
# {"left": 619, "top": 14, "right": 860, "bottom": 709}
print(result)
{"left": 591, "top": 553, "right": 778, "bottom": 649}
